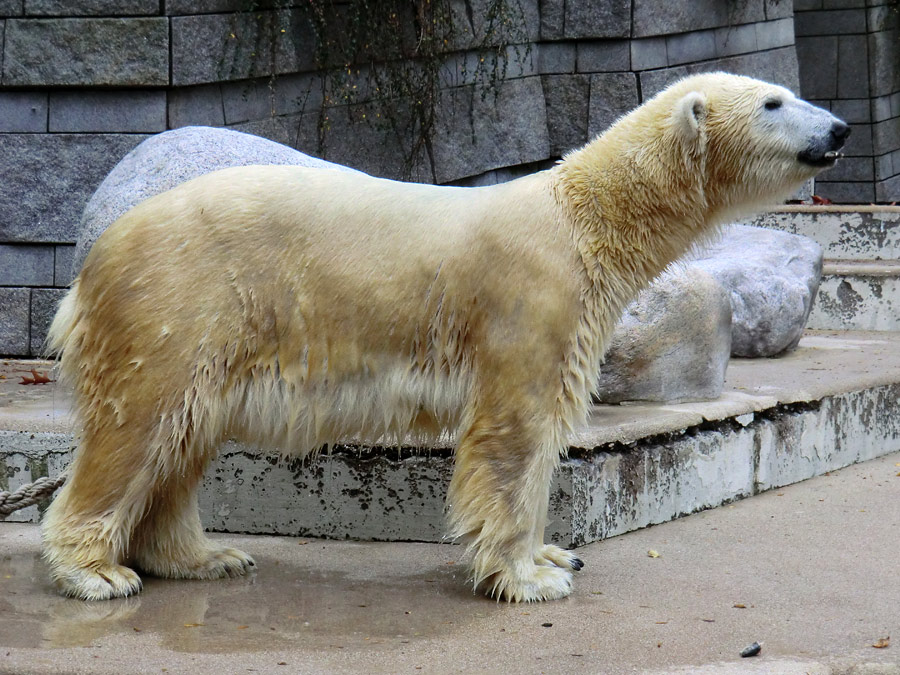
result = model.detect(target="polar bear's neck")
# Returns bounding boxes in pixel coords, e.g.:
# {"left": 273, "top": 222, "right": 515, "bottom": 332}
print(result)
{"left": 551, "top": 131, "right": 720, "bottom": 314}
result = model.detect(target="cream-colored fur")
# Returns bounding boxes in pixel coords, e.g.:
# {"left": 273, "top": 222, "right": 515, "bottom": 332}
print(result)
{"left": 44, "top": 73, "right": 846, "bottom": 602}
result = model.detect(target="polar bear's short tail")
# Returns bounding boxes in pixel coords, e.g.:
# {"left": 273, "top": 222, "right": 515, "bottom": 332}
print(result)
{"left": 45, "top": 280, "right": 83, "bottom": 382}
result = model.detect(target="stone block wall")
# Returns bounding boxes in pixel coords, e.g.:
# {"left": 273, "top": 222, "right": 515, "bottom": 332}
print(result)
{"left": 1, "top": 0, "right": 800, "bottom": 355}
{"left": 794, "top": 0, "right": 900, "bottom": 203}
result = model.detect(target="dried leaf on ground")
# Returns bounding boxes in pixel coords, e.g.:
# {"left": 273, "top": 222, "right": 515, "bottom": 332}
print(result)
{"left": 647, "top": 550, "right": 660, "bottom": 558}
{"left": 873, "top": 637, "right": 890, "bottom": 649}
{"left": 18, "top": 369, "right": 53, "bottom": 385}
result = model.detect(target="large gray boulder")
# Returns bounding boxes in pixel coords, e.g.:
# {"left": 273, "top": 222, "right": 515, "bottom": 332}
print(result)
{"left": 595, "top": 267, "right": 732, "bottom": 404}
{"left": 72, "top": 126, "right": 362, "bottom": 276}
{"left": 688, "top": 224, "right": 824, "bottom": 358}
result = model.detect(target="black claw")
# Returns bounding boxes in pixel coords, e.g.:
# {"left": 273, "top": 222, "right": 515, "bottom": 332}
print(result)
{"left": 571, "top": 557, "right": 584, "bottom": 571}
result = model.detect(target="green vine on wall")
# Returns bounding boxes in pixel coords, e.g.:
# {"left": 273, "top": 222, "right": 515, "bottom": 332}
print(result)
{"left": 234, "top": 0, "right": 531, "bottom": 180}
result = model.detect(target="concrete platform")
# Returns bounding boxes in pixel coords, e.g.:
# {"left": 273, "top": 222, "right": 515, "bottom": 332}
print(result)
{"left": 751, "top": 206, "right": 900, "bottom": 331}
{"left": 2, "top": 451, "right": 899, "bottom": 674}
{"left": 2, "top": 331, "right": 900, "bottom": 547}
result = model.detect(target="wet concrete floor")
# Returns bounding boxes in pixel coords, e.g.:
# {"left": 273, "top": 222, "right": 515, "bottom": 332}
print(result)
{"left": 3, "top": 452, "right": 900, "bottom": 674}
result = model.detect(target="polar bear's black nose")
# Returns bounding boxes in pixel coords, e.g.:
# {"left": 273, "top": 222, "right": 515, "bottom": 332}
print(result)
{"left": 830, "top": 121, "right": 851, "bottom": 146}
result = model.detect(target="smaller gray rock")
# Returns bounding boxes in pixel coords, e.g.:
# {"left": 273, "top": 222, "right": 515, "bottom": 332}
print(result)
{"left": 688, "top": 224, "right": 824, "bottom": 358}
{"left": 595, "top": 267, "right": 732, "bottom": 404}
{"left": 73, "top": 126, "right": 363, "bottom": 276}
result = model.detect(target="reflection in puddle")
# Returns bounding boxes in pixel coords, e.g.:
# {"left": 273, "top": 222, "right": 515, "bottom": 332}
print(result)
{"left": 0, "top": 548, "right": 501, "bottom": 653}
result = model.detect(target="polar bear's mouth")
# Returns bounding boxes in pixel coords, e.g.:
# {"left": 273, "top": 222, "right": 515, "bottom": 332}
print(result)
{"left": 797, "top": 121, "right": 850, "bottom": 168}
{"left": 797, "top": 148, "right": 845, "bottom": 168}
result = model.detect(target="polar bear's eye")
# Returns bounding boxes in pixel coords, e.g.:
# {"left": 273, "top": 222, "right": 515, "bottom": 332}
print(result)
{"left": 764, "top": 99, "right": 782, "bottom": 111}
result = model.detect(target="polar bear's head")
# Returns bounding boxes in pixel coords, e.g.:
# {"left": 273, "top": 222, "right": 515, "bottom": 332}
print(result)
{"left": 657, "top": 73, "right": 849, "bottom": 212}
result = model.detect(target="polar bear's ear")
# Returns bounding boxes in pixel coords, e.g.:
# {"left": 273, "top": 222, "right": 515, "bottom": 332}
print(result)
{"left": 675, "top": 91, "right": 708, "bottom": 141}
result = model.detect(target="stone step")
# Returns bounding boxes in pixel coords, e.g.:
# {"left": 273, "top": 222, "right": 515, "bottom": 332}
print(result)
{"left": 750, "top": 205, "right": 900, "bottom": 261}
{"left": 3, "top": 330, "right": 900, "bottom": 547}
{"left": 808, "top": 260, "right": 900, "bottom": 331}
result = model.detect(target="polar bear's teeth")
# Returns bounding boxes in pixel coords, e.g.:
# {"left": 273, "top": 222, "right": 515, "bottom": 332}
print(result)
{"left": 824, "top": 151, "right": 843, "bottom": 160}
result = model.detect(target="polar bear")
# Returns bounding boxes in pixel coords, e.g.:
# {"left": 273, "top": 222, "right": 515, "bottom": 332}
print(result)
{"left": 44, "top": 73, "right": 848, "bottom": 602}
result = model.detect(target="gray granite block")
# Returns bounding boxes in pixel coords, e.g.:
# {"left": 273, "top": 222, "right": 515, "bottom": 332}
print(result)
{"left": 0, "top": 287, "right": 29, "bottom": 356}
{"left": 171, "top": 10, "right": 315, "bottom": 86}
{"left": 867, "top": 4, "right": 899, "bottom": 31}
{"left": 871, "top": 94, "right": 893, "bottom": 122}
{"left": 874, "top": 152, "right": 893, "bottom": 181}
{"left": 714, "top": 23, "right": 758, "bottom": 57}
{"left": 640, "top": 48, "right": 798, "bottom": 99}
{"left": 876, "top": 175, "right": 900, "bottom": 202}
{"left": 0, "top": 91, "right": 47, "bottom": 132}
{"left": 539, "top": 0, "right": 563, "bottom": 40}
{"left": 2, "top": 18, "right": 168, "bottom": 86}
{"left": 229, "top": 112, "right": 320, "bottom": 156}
{"left": 844, "top": 122, "right": 873, "bottom": 156}
{"left": 766, "top": 45, "right": 801, "bottom": 91}
{"left": 794, "top": 8, "right": 867, "bottom": 35}
{"left": 822, "top": 0, "right": 866, "bottom": 7}
{"left": 0, "top": 245, "right": 53, "bottom": 286}
{"left": 830, "top": 98, "right": 871, "bottom": 123}
{"left": 576, "top": 40, "right": 630, "bottom": 72}
{"left": 166, "top": 0, "right": 276, "bottom": 13}
{"left": 53, "top": 245, "right": 75, "bottom": 287}
{"left": 168, "top": 83, "right": 226, "bottom": 128}
{"left": 563, "top": 0, "right": 629, "bottom": 39}
{"left": 794, "top": 0, "right": 822, "bottom": 8}
{"left": 868, "top": 30, "right": 900, "bottom": 98}
{"left": 431, "top": 77, "right": 549, "bottom": 183}
{"left": 0, "top": 133, "right": 147, "bottom": 244}
{"left": 313, "top": 102, "right": 433, "bottom": 182}
{"left": 814, "top": 180, "right": 875, "bottom": 203}
{"left": 666, "top": 30, "right": 717, "bottom": 66}
{"left": 755, "top": 17, "right": 795, "bottom": 51}
{"left": 634, "top": 0, "right": 765, "bottom": 37}
{"left": 837, "top": 35, "right": 870, "bottom": 99}
{"left": 765, "top": 0, "right": 794, "bottom": 19}
{"left": 24, "top": 0, "right": 158, "bottom": 15}
{"left": 541, "top": 74, "right": 589, "bottom": 155}
{"left": 587, "top": 72, "right": 638, "bottom": 139}
{"left": 822, "top": 155, "right": 874, "bottom": 182}
{"left": 796, "top": 36, "right": 838, "bottom": 99}
{"left": 49, "top": 90, "right": 166, "bottom": 132}
{"left": 536, "top": 42, "right": 576, "bottom": 74}
{"left": 873, "top": 117, "right": 900, "bottom": 154}
{"left": 29, "top": 287, "right": 65, "bottom": 356}
{"left": 272, "top": 73, "right": 323, "bottom": 116}
{"left": 630, "top": 37, "right": 667, "bottom": 71}
{"left": 222, "top": 78, "right": 276, "bottom": 125}
{"left": 469, "top": 0, "right": 540, "bottom": 45}
{"left": 0, "top": 1, "right": 22, "bottom": 15}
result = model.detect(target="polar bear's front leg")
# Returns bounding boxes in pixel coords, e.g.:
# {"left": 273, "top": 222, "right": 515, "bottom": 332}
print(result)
{"left": 447, "top": 406, "right": 580, "bottom": 602}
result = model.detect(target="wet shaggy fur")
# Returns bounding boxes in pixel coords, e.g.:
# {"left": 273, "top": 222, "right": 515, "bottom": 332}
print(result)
{"left": 44, "top": 73, "right": 846, "bottom": 602}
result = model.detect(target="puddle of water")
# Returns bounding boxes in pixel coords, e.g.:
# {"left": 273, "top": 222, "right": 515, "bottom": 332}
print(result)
{"left": 0, "top": 549, "right": 503, "bottom": 653}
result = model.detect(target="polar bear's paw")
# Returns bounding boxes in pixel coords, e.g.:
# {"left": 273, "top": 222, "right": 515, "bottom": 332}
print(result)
{"left": 535, "top": 544, "right": 584, "bottom": 571}
{"left": 484, "top": 563, "right": 573, "bottom": 603}
{"left": 138, "top": 545, "right": 256, "bottom": 580}
{"left": 53, "top": 563, "right": 143, "bottom": 601}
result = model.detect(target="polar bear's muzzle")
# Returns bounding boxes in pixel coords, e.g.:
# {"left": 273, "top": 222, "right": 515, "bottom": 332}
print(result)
{"left": 798, "top": 120, "right": 851, "bottom": 168}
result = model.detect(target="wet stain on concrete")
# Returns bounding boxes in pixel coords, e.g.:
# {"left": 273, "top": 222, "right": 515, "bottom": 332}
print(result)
{"left": 0, "top": 546, "right": 503, "bottom": 653}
